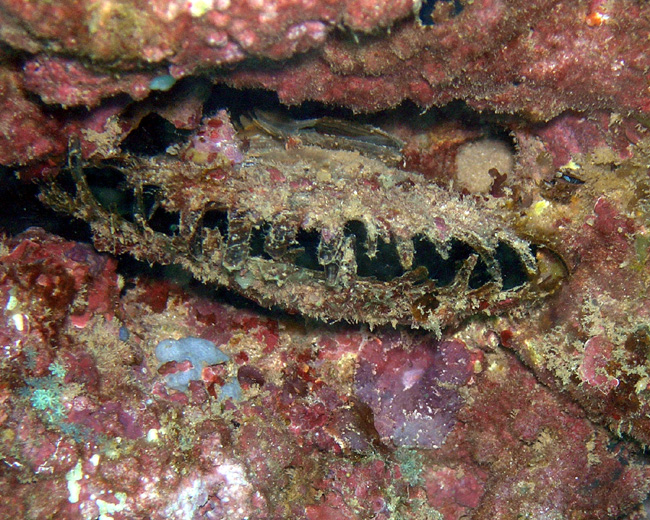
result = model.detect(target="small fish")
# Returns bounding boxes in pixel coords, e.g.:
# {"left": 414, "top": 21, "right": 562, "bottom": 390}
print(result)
{"left": 250, "top": 109, "right": 405, "bottom": 166}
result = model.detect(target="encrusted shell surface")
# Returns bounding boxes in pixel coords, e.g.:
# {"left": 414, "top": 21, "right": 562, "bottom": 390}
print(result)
{"left": 41, "top": 124, "right": 565, "bottom": 334}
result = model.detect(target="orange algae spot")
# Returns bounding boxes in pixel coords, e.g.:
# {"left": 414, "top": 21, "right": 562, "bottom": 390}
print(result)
{"left": 585, "top": 11, "right": 609, "bottom": 26}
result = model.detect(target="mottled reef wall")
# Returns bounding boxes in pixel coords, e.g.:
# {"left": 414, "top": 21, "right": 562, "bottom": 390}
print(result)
{"left": 2, "top": 1, "right": 650, "bottom": 519}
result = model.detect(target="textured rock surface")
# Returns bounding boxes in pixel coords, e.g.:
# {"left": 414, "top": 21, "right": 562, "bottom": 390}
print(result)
{"left": 2, "top": 0, "right": 650, "bottom": 169}
{"left": 1, "top": 229, "right": 649, "bottom": 519}
{"left": 2, "top": 0, "right": 650, "bottom": 518}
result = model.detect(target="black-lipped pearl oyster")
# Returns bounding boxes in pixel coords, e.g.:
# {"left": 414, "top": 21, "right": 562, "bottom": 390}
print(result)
{"left": 41, "top": 117, "right": 566, "bottom": 335}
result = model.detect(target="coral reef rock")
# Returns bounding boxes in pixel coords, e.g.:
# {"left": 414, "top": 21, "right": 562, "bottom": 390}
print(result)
{"left": 2, "top": 0, "right": 650, "bottom": 518}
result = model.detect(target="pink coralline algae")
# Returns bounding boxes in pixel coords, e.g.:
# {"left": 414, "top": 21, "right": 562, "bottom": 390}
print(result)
{"left": 0, "top": 229, "right": 649, "bottom": 519}
{"left": 1, "top": 0, "right": 650, "bottom": 170}
{"left": 2, "top": 0, "right": 650, "bottom": 518}
{"left": 224, "top": 0, "right": 650, "bottom": 116}
{"left": 0, "top": 0, "right": 647, "bottom": 117}
{"left": 355, "top": 335, "right": 478, "bottom": 448}
{"left": 182, "top": 109, "right": 244, "bottom": 166}
{"left": 578, "top": 335, "right": 621, "bottom": 393}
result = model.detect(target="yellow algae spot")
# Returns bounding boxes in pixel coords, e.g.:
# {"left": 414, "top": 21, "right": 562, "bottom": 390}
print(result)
{"left": 531, "top": 200, "right": 550, "bottom": 216}
{"left": 635, "top": 377, "right": 649, "bottom": 394}
{"left": 11, "top": 313, "right": 24, "bottom": 331}
{"left": 96, "top": 491, "right": 127, "bottom": 519}
{"left": 560, "top": 160, "right": 580, "bottom": 171}
{"left": 189, "top": 0, "right": 213, "bottom": 17}
{"left": 66, "top": 461, "right": 83, "bottom": 503}
{"left": 5, "top": 294, "right": 18, "bottom": 311}
{"left": 523, "top": 340, "right": 543, "bottom": 367}
{"left": 1, "top": 429, "right": 15, "bottom": 443}
{"left": 186, "top": 149, "right": 205, "bottom": 163}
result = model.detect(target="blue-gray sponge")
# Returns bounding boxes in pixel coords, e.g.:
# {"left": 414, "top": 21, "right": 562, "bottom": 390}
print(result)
{"left": 155, "top": 337, "right": 229, "bottom": 391}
